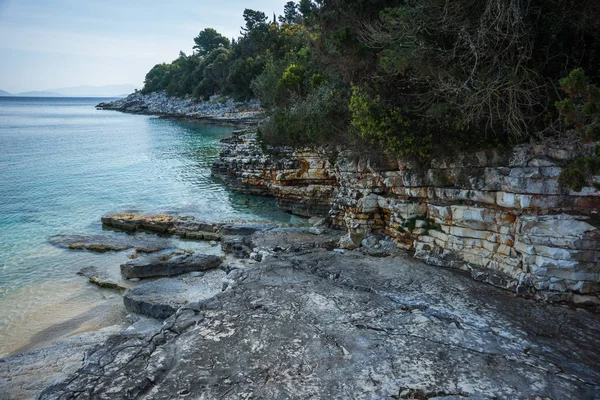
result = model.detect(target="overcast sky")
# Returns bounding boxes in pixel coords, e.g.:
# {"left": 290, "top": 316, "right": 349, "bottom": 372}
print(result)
{"left": 0, "top": 0, "right": 289, "bottom": 93}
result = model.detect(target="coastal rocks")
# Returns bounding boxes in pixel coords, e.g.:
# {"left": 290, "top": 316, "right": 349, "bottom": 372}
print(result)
{"left": 96, "top": 92, "right": 262, "bottom": 126}
{"left": 0, "top": 325, "right": 127, "bottom": 400}
{"left": 101, "top": 213, "right": 282, "bottom": 242}
{"left": 40, "top": 248, "right": 600, "bottom": 399}
{"left": 48, "top": 233, "right": 172, "bottom": 253}
{"left": 221, "top": 236, "right": 253, "bottom": 259}
{"left": 212, "top": 133, "right": 600, "bottom": 305}
{"left": 101, "top": 213, "right": 221, "bottom": 240}
{"left": 337, "top": 231, "right": 364, "bottom": 250}
{"left": 221, "top": 227, "right": 341, "bottom": 260}
{"left": 77, "top": 267, "right": 129, "bottom": 291}
{"left": 120, "top": 250, "right": 222, "bottom": 279}
{"left": 219, "top": 222, "right": 276, "bottom": 236}
{"left": 211, "top": 132, "right": 337, "bottom": 217}
{"left": 123, "top": 270, "right": 226, "bottom": 319}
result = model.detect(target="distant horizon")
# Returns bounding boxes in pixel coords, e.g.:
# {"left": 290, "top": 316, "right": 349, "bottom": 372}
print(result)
{"left": 0, "top": 0, "right": 289, "bottom": 93}
{"left": 0, "top": 94, "right": 128, "bottom": 98}
{"left": 0, "top": 83, "right": 139, "bottom": 97}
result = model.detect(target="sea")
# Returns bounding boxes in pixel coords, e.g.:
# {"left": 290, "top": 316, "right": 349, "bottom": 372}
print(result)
{"left": 0, "top": 97, "right": 295, "bottom": 356}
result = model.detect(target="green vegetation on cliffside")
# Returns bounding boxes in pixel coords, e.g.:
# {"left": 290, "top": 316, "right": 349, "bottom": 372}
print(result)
{"left": 142, "top": 0, "right": 600, "bottom": 158}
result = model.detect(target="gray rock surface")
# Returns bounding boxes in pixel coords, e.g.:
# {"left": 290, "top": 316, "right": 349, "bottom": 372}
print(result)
{"left": 120, "top": 251, "right": 222, "bottom": 279}
{"left": 49, "top": 233, "right": 172, "bottom": 253}
{"left": 123, "top": 271, "right": 226, "bottom": 319}
{"left": 219, "top": 223, "right": 276, "bottom": 236}
{"left": 40, "top": 249, "right": 600, "bottom": 399}
{"left": 0, "top": 325, "right": 125, "bottom": 400}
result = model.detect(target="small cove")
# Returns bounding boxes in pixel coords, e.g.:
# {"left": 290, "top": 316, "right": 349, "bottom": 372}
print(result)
{"left": 0, "top": 97, "right": 295, "bottom": 356}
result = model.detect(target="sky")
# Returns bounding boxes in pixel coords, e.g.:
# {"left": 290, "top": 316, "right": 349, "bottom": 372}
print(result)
{"left": 0, "top": 0, "right": 289, "bottom": 93}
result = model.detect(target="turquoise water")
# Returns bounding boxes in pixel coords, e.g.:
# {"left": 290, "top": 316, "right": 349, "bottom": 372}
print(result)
{"left": 0, "top": 97, "right": 292, "bottom": 355}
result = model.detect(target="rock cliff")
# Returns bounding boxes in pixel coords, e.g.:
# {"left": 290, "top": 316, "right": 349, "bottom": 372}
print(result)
{"left": 213, "top": 133, "right": 600, "bottom": 306}
{"left": 211, "top": 133, "right": 337, "bottom": 217}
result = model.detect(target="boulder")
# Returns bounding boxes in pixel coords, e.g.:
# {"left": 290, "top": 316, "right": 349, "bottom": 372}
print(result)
{"left": 77, "top": 267, "right": 130, "bottom": 291}
{"left": 120, "top": 251, "right": 222, "bottom": 279}
{"left": 338, "top": 231, "right": 364, "bottom": 250}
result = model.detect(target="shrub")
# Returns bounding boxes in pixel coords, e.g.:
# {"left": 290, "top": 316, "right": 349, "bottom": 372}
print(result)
{"left": 556, "top": 68, "right": 600, "bottom": 141}
{"left": 559, "top": 156, "right": 600, "bottom": 192}
{"left": 349, "top": 86, "right": 432, "bottom": 158}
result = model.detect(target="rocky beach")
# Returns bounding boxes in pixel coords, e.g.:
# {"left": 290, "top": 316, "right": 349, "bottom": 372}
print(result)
{"left": 1, "top": 95, "right": 600, "bottom": 399}
{"left": 19, "top": 213, "right": 600, "bottom": 399}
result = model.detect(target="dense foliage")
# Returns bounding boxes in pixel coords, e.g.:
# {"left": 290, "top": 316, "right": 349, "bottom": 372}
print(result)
{"left": 142, "top": 0, "right": 600, "bottom": 157}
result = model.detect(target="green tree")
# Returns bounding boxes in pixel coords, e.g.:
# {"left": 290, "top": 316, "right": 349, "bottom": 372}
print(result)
{"left": 242, "top": 9, "right": 268, "bottom": 34}
{"left": 298, "top": 0, "right": 317, "bottom": 19}
{"left": 556, "top": 68, "right": 600, "bottom": 141}
{"left": 193, "top": 28, "right": 230, "bottom": 56}
{"left": 279, "top": 2, "right": 299, "bottom": 24}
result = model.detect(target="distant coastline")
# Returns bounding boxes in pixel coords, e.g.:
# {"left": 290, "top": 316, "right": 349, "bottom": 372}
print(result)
{"left": 0, "top": 84, "right": 138, "bottom": 98}
{"left": 96, "top": 92, "right": 263, "bottom": 126}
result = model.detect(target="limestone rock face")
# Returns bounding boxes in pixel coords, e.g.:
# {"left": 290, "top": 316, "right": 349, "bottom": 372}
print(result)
{"left": 212, "top": 134, "right": 600, "bottom": 305}
{"left": 211, "top": 133, "right": 337, "bottom": 217}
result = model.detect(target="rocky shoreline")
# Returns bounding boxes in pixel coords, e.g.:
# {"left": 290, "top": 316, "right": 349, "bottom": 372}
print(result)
{"left": 0, "top": 210, "right": 598, "bottom": 399}
{"left": 2, "top": 106, "right": 600, "bottom": 398}
{"left": 96, "top": 92, "right": 263, "bottom": 126}
{"left": 213, "top": 131, "right": 600, "bottom": 308}
{"left": 0, "top": 212, "right": 589, "bottom": 399}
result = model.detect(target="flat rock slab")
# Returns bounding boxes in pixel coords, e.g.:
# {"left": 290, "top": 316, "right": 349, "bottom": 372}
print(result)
{"left": 77, "top": 267, "right": 130, "bottom": 291}
{"left": 41, "top": 249, "right": 600, "bottom": 399}
{"left": 101, "top": 213, "right": 220, "bottom": 240}
{"left": 101, "top": 212, "right": 300, "bottom": 243}
{"left": 221, "top": 228, "right": 342, "bottom": 259}
{"left": 251, "top": 227, "right": 341, "bottom": 251}
{"left": 121, "top": 251, "right": 222, "bottom": 279}
{"left": 49, "top": 233, "right": 173, "bottom": 253}
{"left": 123, "top": 271, "right": 226, "bottom": 319}
{"left": 219, "top": 223, "right": 276, "bottom": 236}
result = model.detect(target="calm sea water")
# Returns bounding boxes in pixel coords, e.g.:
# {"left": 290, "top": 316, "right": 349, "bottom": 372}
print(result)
{"left": 0, "top": 97, "right": 293, "bottom": 356}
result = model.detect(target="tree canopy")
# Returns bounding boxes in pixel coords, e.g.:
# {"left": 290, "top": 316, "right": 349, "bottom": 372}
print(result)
{"left": 141, "top": 0, "right": 600, "bottom": 157}
{"left": 193, "top": 28, "right": 230, "bottom": 56}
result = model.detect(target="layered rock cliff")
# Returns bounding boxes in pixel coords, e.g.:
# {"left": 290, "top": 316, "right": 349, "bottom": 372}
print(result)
{"left": 211, "top": 133, "right": 337, "bottom": 217}
{"left": 213, "top": 132, "right": 600, "bottom": 306}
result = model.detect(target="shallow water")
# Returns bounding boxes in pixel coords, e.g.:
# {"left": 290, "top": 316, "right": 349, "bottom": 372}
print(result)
{"left": 0, "top": 97, "right": 294, "bottom": 356}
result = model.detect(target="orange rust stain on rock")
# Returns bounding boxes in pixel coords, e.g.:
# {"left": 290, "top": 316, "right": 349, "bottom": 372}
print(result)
{"left": 295, "top": 158, "right": 310, "bottom": 178}
{"left": 499, "top": 212, "right": 517, "bottom": 224}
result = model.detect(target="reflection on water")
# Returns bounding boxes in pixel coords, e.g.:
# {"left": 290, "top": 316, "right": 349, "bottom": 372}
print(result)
{"left": 0, "top": 97, "right": 297, "bottom": 357}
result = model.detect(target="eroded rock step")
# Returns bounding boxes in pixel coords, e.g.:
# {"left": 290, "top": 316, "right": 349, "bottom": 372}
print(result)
{"left": 100, "top": 213, "right": 278, "bottom": 241}
{"left": 121, "top": 250, "right": 222, "bottom": 279}
{"left": 123, "top": 271, "right": 226, "bottom": 319}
